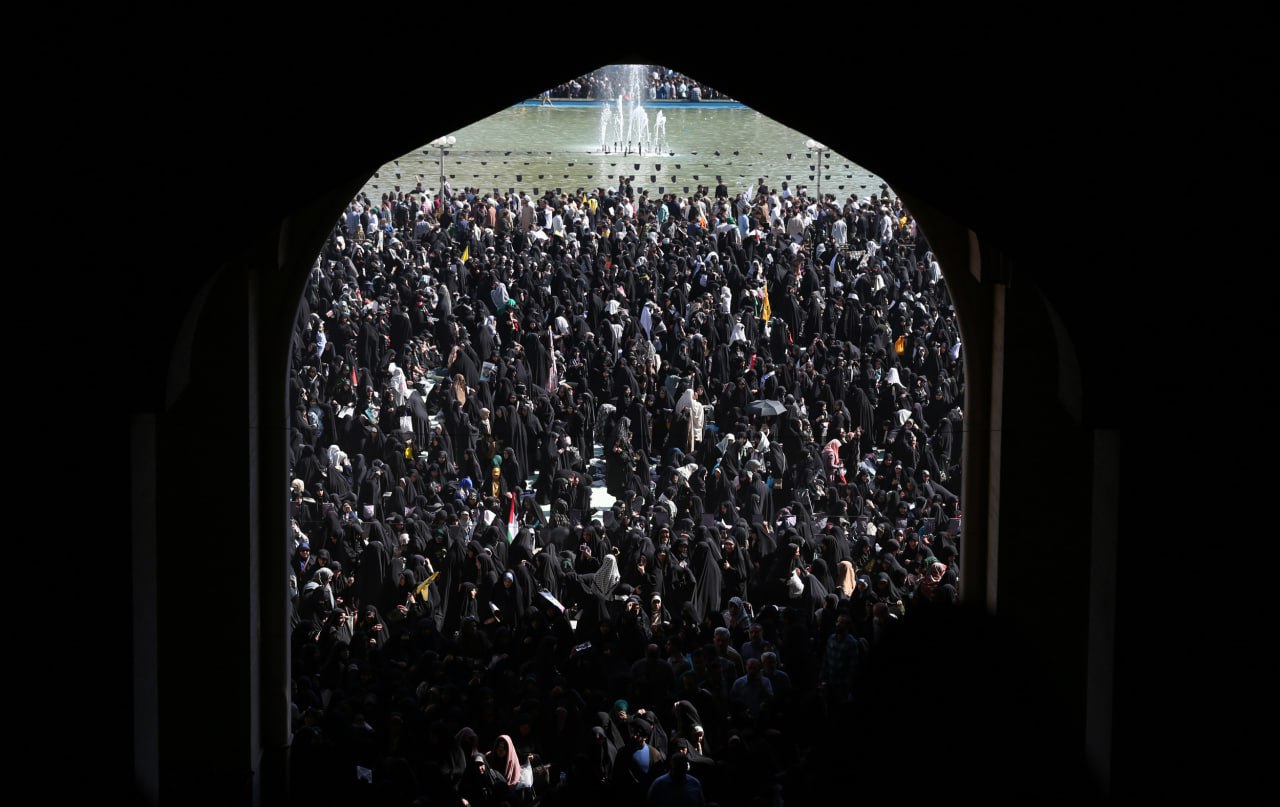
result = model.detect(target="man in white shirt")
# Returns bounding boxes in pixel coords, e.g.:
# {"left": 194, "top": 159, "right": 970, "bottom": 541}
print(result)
{"left": 786, "top": 205, "right": 805, "bottom": 243}
{"left": 831, "top": 213, "right": 848, "bottom": 246}
{"left": 519, "top": 194, "right": 535, "bottom": 232}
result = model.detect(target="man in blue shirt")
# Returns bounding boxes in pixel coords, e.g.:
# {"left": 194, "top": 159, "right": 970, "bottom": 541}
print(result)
{"left": 739, "top": 622, "right": 767, "bottom": 663}
{"left": 729, "top": 657, "right": 774, "bottom": 724}
{"left": 613, "top": 716, "right": 665, "bottom": 805}
{"left": 761, "top": 651, "right": 792, "bottom": 702}
{"left": 646, "top": 751, "right": 704, "bottom": 807}
{"left": 821, "top": 612, "right": 862, "bottom": 703}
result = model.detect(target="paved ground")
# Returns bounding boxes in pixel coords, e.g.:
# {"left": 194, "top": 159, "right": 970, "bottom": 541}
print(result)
{"left": 528, "top": 442, "right": 617, "bottom": 523}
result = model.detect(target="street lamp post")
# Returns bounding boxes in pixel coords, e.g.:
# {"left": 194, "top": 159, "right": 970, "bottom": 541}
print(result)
{"left": 806, "top": 139, "right": 828, "bottom": 200}
{"left": 429, "top": 135, "right": 456, "bottom": 195}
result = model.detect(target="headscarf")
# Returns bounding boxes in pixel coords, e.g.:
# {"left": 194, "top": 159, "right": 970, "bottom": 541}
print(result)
{"left": 456, "top": 726, "right": 479, "bottom": 755}
{"left": 872, "top": 570, "right": 903, "bottom": 603}
{"left": 488, "top": 734, "right": 521, "bottom": 787}
{"left": 594, "top": 552, "right": 621, "bottom": 597}
{"left": 750, "top": 522, "right": 777, "bottom": 561}
{"left": 801, "top": 569, "right": 828, "bottom": 611}
{"left": 836, "top": 560, "right": 857, "bottom": 597}
{"left": 929, "top": 561, "right": 948, "bottom": 584}
{"left": 918, "top": 561, "right": 949, "bottom": 598}
{"left": 673, "top": 699, "right": 704, "bottom": 739}
{"left": 533, "top": 551, "right": 562, "bottom": 594}
{"left": 675, "top": 387, "right": 698, "bottom": 416}
{"left": 388, "top": 362, "right": 409, "bottom": 405}
{"left": 688, "top": 538, "right": 724, "bottom": 624}
{"left": 810, "top": 557, "right": 836, "bottom": 595}
{"left": 327, "top": 444, "right": 348, "bottom": 469}
{"left": 822, "top": 438, "right": 844, "bottom": 469}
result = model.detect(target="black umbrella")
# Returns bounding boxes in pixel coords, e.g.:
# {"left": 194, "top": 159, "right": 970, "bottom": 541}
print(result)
{"left": 745, "top": 399, "right": 785, "bottom": 417}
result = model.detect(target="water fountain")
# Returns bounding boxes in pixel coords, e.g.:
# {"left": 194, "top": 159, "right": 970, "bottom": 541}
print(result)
{"left": 653, "top": 111, "right": 668, "bottom": 155}
{"left": 629, "top": 104, "right": 650, "bottom": 154}
{"left": 599, "top": 106, "right": 613, "bottom": 153}
{"left": 598, "top": 64, "right": 668, "bottom": 156}
{"left": 613, "top": 95, "right": 626, "bottom": 152}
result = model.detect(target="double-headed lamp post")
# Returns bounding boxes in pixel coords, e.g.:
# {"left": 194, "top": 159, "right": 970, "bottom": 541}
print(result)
{"left": 806, "top": 139, "right": 828, "bottom": 200}
{"left": 429, "top": 135, "right": 456, "bottom": 193}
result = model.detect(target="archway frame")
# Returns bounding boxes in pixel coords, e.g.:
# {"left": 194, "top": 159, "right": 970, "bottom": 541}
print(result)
{"left": 131, "top": 61, "right": 1114, "bottom": 804}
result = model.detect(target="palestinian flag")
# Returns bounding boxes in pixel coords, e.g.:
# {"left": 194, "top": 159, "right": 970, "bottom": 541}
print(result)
{"left": 507, "top": 494, "right": 518, "bottom": 544}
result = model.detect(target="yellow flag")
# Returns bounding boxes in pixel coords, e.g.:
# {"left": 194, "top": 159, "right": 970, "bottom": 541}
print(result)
{"left": 415, "top": 570, "right": 440, "bottom": 600}
{"left": 761, "top": 284, "right": 772, "bottom": 322}
{"left": 460, "top": 245, "right": 470, "bottom": 263}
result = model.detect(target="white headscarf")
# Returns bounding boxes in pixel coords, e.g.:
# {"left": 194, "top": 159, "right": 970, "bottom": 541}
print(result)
{"left": 388, "top": 363, "right": 408, "bottom": 405}
{"left": 675, "top": 388, "right": 697, "bottom": 416}
{"left": 594, "top": 553, "right": 620, "bottom": 597}
{"left": 328, "top": 444, "right": 348, "bottom": 469}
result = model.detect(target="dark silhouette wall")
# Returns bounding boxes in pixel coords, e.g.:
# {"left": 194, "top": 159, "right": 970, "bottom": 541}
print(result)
{"left": 34, "top": 30, "right": 1160, "bottom": 805}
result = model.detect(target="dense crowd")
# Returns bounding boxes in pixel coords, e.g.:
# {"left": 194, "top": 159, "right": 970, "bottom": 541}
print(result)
{"left": 546, "top": 66, "right": 731, "bottom": 102}
{"left": 286, "top": 170, "right": 965, "bottom": 805}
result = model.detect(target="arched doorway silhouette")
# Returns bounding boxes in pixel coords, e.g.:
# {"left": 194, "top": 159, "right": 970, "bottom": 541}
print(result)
{"left": 126, "top": 56, "right": 1116, "bottom": 806}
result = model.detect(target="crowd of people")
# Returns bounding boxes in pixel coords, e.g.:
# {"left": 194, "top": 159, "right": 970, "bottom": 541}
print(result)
{"left": 286, "top": 169, "right": 966, "bottom": 805}
{"left": 546, "top": 66, "right": 731, "bottom": 102}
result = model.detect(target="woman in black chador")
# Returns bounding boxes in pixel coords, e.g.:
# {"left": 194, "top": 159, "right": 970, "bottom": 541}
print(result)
{"left": 285, "top": 177, "right": 970, "bottom": 806}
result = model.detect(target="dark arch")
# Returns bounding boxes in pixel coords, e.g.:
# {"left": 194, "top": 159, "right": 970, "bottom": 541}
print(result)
{"left": 88, "top": 50, "right": 1127, "bottom": 805}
